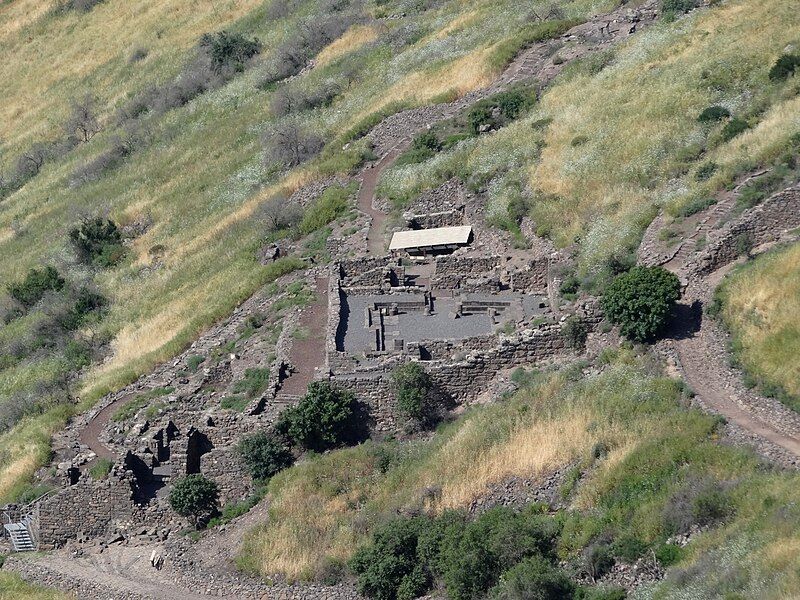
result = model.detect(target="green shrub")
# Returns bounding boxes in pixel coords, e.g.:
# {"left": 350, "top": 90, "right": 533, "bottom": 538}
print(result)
{"left": 391, "top": 362, "right": 434, "bottom": 424}
{"left": 8, "top": 267, "right": 65, "bottom": 308}
{"left": 560, "top": 274, "right": 581, "bottom": 299}
{"left": 199, "top": 30, "right": 261, "bottom": 73}
{"left": 562, "top": 316, "right": 588, "bottom": 351}
{"left": 276, "top": 381, "right": 365, "bottom": 452}
{"left": 694, "top": 161, "right": 718, "bottom": 182}
{"left": 60, "top": 286, "right": 106, "bottom": 330}
{"left": 677, "top": 196, "right": 715, "bottom": 217}
{"left": 187, "top": 354, "right": 205, "bottom": 372}
{"left": 88, "top": 457, "right": 113, "bottom": 480}
{"left": 661, "top": 0, "right": 698, "bottom": 17}
{"left": 697, "top": 106, "right": 730, "bottom": 123}
{"left": 768, "top": 53, "right": 800, "bottom": 82}
{"left": 68, "top": 217, "right": 124, "bottom": 267}
{"left": 654, "top": 543, "right": 685, "bottom": 566}
{"left": 720, "top": 117, "right": 750, "bottom": 142}
{"left": 220, "top": 395, "right": 248, "bottom": 411}
{"left": 439, "top": 506, "right": 559, "bottom": 600}
{"left": 602, "top": 266, "right": 681, "bottom": 342}
{"left": 233, "top": 367, "right": 271, "bottom": 398}
{"left": 350, "top": 517, "right": 431, "bottom": 600}
{"left": 169, "top": 474, "right": 219, "bottom": 525}
{"left": 238, "top": 432, "right": 294, "bottom": 480}
{"left": 467, "top": 88, "right": 535, "bottom": 134}
{"left": 488, "top": 555, "right": 575, "bottom": 600}
{"left": 298, "top": 185, "right": 354, "bottom": 235}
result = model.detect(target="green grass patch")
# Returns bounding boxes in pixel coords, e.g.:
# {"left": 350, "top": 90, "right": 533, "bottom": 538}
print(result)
{"left": 111, "top": 386, "right": 174, "bottom": 422}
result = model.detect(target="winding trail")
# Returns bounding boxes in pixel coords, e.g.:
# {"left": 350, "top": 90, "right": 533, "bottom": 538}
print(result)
{"left": 358, "top": 144, "right": 407, "bottom": 253}
{"left": 661, "top": 204, "right": 800, "bottom": 467}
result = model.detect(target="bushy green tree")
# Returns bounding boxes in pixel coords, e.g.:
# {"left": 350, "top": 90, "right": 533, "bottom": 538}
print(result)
{"left": 238, "top": 432, "right": 294, "bottom": 480}
{"left": 199, "top": 30, "right": 261, "bottom": 73}
{"left": 276, "top": 381, "right": 363, "bottom": 452}
{"left": 391, "top": 362, "right": 434, "bottom": 424}
{"left": 768, "top": 53, "right": 800, "bottom": 82}
{"left": 562, "top": 316, "right": 588, "bottom": 350}
{"left": 489, "top": 555, "right": 575, "bottom": 600}
{"left": 169, "top": 474, "right": 219, "bottom": 525}
{"left": 697, "top": 105, "right": 730, "bottom": 123}
{"left": 602, "top": 266, "right": 681, "bottom": 342}
{"left": 349, "top": 517, "right": 430, "bottom": 600}
{"left": 68, "top": 217, "right": 124, "bottom": 267}
{"left": 7, "top": 266, "right": 65, "bottom": 308}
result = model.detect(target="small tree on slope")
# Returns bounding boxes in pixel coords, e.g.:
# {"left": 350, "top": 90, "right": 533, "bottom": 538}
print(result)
{"left": 602, "top": 266, "right": 681, "bottom": 342}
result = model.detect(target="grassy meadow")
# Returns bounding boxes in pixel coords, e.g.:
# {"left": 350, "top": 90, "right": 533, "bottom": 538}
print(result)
{"left": 378, "top": 0, "right": 800, "bottom": 274}
{"left": 239, "top": 350, "right": 800, "bottom": 598}
{"left": 715, "top": 242, "right": 800, "bottom": 410}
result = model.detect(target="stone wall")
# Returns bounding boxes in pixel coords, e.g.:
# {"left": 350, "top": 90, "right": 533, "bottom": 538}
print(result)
{"left": 509, "top": 260, "right": 548, "bottom": 293}
{"left": 690, "top": 186, "right": 800, "bottom": 275}
{"left": 405, "top": 209, "right": 464, "bottom": 230}
{"left": 432, "top": 255, "right": 502, "bottom": 289}
{"left": 37, "top": 471, "right": 140, "bottom": 549}
{"left": 329, "top": 315, "right": 603, "bottom": 430}
{"left": 406, "top": 178, "right": 466, "bottom": 215}
{"left": 411, "top": 334, "right": 500, "bottom": 360}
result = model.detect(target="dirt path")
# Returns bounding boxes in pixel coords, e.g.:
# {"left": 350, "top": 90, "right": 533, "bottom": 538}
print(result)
{"left": 660, "top": 201, "right": 800, "bottom": 465}
{"left": 668, "top": 277, "right": 800, "bottom": 463}
{"left": 358, "top": 144, "right": 406, "bottom": 254}
{"left": 78, "top": 392, "right": 138, "bottom": 468}
{"left": 279, "top": 276, "right": 330, "bottom": 397}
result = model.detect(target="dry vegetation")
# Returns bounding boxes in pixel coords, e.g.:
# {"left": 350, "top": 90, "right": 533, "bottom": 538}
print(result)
{"left": 239, "top": 352, "right": 800, "bottom": 599}
{"left": 717, "top": 242, "right": 800, "bottom": 404}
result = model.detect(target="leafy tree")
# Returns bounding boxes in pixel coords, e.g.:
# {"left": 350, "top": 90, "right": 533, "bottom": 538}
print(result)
{"left": 8, "top": 267, "right": 65, "bottom": 308}
{"left": 697, "top": 105, "right": 730, "bottom": 123}
{"left": 276, "top": 381, "right": 363, "bottom": 452}
{"left": 349, "top": 517, "right": 430, "bottom": 600}
{"left": 169, "top": 474, "right": 219, "bottom": 525}
{"left": 489, "top": 555, "right": 575, "bottom": 600}
{"left": 768, "top": 53, "right": 800, "bottom": 82}
{"left": 68, "top": 217, "right": 124, "bottom": 267}
{"left": 602, "top": 266, "right": 681, "bottom": 342}
{"left": 199, "top": 30, "right": 261, "bottom": 73}
{"left": 391, "top": 362, "right": 434, "bottom": 424}
{"left": 238, "top": 432, "right": 294, "bottom": 480}
{"left": 562, "top": 316, "right": 588, "bottom": 350}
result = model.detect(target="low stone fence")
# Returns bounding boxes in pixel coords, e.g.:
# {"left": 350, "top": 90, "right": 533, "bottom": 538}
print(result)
{"left": 405, "top": 208, "right": 464, "bottom": 230}
{"left": 690, "top": 186, "right": 800, "bottom": 275}
{"left": 37, "top": 471, "right": 141, "bottom": 549}
{"left": 508, "top": 260, "right": 548, "bottom": 293}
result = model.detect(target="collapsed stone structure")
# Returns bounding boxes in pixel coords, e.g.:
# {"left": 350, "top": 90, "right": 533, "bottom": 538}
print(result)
{"left": 323, "top": 241, "right": 599, "bottom": 431}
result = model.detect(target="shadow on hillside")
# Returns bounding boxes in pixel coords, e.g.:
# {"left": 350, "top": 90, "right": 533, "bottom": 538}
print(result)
{"left": 664, "top": 300, "right": 703, "bottom": 341}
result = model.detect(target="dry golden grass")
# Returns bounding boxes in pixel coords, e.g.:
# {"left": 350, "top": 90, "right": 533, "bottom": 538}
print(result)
{"left": 436, "top": 408, "right": 593, "bottom": 509}
{"left": 362, "top": 44, "right": 498, "bottom": 118}
{"left": 0, "top": 0, "right": 264, "bottom": 153}
{"left": 315, "top": 25, "right": 379, "bottom": 68}
{"left": 720, "top": 243, "right": 800, "bottom": 399}
{"left": 433, "top": 9, "right": 481, "bottom": 40}
{"left": 241, "top": 364, "right": 666, "bottom": 579}
{"left": 531, "top": 0, "right": 800, "bottom": 257}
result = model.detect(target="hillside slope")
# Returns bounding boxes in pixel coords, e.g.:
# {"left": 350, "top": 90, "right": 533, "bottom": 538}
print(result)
{"left": 1, "top": 0, "right": 800, "bottom": 597}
